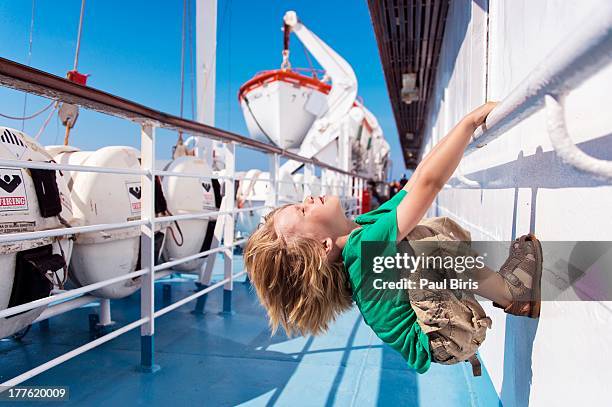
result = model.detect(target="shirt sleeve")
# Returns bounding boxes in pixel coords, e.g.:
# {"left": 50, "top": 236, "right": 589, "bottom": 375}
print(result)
{"left": 376, "top": 189, "right": 407, "bottom": 212}
{"left": 357, "top": 190, "right": 407, "bottom": 223}
{"left": 360, "top": 190, "right": 407, "bottom": 243}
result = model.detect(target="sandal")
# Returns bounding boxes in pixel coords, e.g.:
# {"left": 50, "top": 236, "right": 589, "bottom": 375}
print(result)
{"left": 493, "top": 234, "right": 543, "bottom": 318}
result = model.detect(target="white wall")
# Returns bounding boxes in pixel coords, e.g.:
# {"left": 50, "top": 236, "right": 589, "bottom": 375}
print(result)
{"left": 420, "top": 1, "right": 612, "bottom": 405}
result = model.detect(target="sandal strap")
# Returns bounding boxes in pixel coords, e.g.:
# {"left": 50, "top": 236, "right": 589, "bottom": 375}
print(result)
{"left": 500, "top": 258, "right": 536, "bottom": 284}
{"left": 510, "top": 236, "right": 535, "bottom": 255}
{"left": 499, "top": 257, "right": 528, "bottom": 295}
{"left": 498, "top": 240, "right": 538, "bottom": 300}
{"left": 499, "top": 256, "right": 523, "bottom": 278}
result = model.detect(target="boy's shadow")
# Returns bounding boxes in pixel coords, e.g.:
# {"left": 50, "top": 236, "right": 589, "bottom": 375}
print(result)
{"left": 502, "top": 149, "right": 541, "bottom": 407}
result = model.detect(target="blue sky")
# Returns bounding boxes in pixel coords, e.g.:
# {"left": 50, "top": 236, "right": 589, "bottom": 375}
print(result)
{"left": 0, "top": 0, "right": 408, "bottom": 180}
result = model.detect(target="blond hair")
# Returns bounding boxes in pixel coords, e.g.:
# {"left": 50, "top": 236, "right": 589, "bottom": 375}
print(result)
{"left": 244, "top": 205, "right": 353, "bottom": 337}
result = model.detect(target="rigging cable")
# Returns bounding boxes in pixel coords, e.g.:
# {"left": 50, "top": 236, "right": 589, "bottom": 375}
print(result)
{"left": 187, "top": 0, "right": 196, "bottom": 121}
{"left": 0, "top": 0, "right": 54, "bottom": 130}
{"left": 168, "top": 1, "right": 191, "bottom": 243}
{"left": 63, "top": 0, "right": 86, "bottom": 146}
{"left": 0, "top": 100, "right": 54, "bottom": 120}
{"left": 243, "top": 95, "right": 275, "bottom": 146}
{"left": 302, "top": 44, "right": 318, "bottom": 78}
{"left": 227, "top": 0, "right": 233, "bottom": 129}
{"left": 21, "top": 0, "right": 36, "bottom": 131}
{"left": 172, "top": 0, "right": 190, "bottom": 158}
{"left": 179, "top": 0, "right": 187, "bottom": 120}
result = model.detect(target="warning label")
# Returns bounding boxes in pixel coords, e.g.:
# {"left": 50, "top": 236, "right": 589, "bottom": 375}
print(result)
{"left": 125, "top": 182, "right": 142, "bottom": 215}
{"left": 0, "top": 168, "right": 29, "bottom": 212}
{"left": 0, "top": 221, "right": 35, "bottom": 234}
{"left": 201, "top": 182, "right": 216, "bottom": 210}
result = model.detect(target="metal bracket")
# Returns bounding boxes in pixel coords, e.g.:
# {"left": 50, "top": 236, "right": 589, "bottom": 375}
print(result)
{"left": 545, "top": 94, "right": 612, "bottom": 180}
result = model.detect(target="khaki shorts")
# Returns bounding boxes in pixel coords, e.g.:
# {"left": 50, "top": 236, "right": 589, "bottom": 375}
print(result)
{"left": 405, "top": 217, "right": 492, "bottom": 368}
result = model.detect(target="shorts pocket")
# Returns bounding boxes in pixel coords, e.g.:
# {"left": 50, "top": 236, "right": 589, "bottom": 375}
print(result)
{"left": 429, "top": 334, "right": 461, "bottom": 365}
{"left": 410, "top": 291, "right": 452, "bottom": 335}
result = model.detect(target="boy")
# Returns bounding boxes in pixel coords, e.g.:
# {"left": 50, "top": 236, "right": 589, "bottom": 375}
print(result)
{"left": 244, "top": 102, "right": 543, "bottom": 376}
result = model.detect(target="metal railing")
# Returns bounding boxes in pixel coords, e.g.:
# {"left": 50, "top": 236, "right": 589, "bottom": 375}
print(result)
{"left": 0, "top": 57, "right": 368, "bottom": 388}
{"left": 450, "top": 3, "right": 612, "bottom": 186}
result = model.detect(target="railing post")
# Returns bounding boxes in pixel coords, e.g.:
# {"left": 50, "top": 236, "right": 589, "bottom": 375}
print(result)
{"left": 350, "top": 176, "right": 356, "bottom": 216}
{"left": 345, "top": 175, "right": 350, "bottom": 215}
{"left": 267, "top": 153, "right": 280, "bottom": 208}
{"left": 304, "top": 163, "right": 314, "bottom": 199}
{"left": 222, "top": 141, "right": 236, "bottom": 314}
{"left": 139, "top": 123, "right": 159, "bottom": 373}
{"left": 320, "top": 168, "right": 327, "bottom": 196}
{"left": 358, "top": 178, "right": 364, "bottom": 213}
{"left": 345, "top": 174, "right": 350, "bottom": 213}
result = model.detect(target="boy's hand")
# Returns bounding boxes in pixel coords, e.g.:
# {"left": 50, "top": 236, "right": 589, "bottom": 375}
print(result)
{"left": 468, "top": 101, "right": 498, "bottom": 129}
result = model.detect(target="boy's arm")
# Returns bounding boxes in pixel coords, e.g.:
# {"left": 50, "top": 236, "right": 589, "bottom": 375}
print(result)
{"left": 395, "top": 102, "right": 497, "bottom": 241}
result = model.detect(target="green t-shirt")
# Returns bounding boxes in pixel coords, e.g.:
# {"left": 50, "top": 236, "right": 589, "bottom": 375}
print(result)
{"left": 341, "top": 189, "right": 432, "bottom": 373}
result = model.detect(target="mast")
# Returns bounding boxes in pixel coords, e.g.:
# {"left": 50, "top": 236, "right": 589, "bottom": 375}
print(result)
{"left": 195, "top": 0, "right": 217, "bottom": 164}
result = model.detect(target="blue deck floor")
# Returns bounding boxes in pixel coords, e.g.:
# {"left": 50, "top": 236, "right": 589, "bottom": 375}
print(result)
{"left": 0, "top": 255, "right": 500, "bottom": 406}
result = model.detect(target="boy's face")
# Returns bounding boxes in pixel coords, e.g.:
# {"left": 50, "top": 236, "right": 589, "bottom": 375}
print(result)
{"left": 274, "top": 195, "right": 348, "bottom": 243}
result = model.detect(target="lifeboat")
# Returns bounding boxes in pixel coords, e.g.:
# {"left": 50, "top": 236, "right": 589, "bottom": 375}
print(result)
{"left": 238, "top": 69, "right": 330, "bottom": 149}
{"left": 238, "top": 69, "right": 375, "bottom": 155}
{"left": 0, "top": 127, "right": 73, "bottom": 339}
{"left": 160, "top": 156, "right": 221, "bottom": 271}
{"left": 49, "top": 145, "right": 165, "bottom": 299}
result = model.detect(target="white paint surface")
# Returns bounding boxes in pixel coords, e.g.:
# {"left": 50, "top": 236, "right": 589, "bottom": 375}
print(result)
{"left": 420, "top": 1, "right": 612, "bottom": 405}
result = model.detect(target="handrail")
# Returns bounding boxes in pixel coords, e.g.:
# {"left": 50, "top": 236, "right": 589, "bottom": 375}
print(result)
{"left": 0, "top": 204, "right": 268, "bottom": 244}
{"left": 0, "top": 317, "right": 150, "bottom": 388}
{"left": 0, "top": 219, "right": 148, "bottom": 243}
{"left": 0, "top": 237, "right": 247, "bottom": 319}
{"left": 0, "top": 57, "right": 368, "bottom": 179}
{"left": 0, "top": 158, "right": 148, "bottom": 176}
{"left": 0, "top": 268, "right": 149, "bottom": 319}
{"left": 460, "top": 3, "right": 612, "bottom": 173}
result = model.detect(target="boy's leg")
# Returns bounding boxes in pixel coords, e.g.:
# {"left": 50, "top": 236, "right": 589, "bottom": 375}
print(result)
{"left": 465, "top": 264, "right": 512, "bottom": 307}
{"left": 410, "top": 217, "right": 543, "bottom": 317}
{"left": 408, "top": 217, "right": 512, "bottom": 306}
{"left": 451, "top": 235, "right": 543, "bottom": 318}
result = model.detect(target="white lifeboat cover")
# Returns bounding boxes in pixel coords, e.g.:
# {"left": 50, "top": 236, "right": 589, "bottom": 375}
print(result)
{"left": 58, "top": 146, "right": 142, "bottom": 242}
{"left": 0, "top": 128, "right": 73, "bottom": 236}
{"left": 161, "top": 156, "right": 216, "bottom": 271}
{"left": 0, "top": 128, "right": 73, "bottom": 323}
{"left": 51, "top": 146, "right": 143, "bottom": 299}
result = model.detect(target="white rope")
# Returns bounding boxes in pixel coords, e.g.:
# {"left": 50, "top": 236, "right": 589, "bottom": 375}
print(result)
{"left": 34, "top": 103, "right": 59, "bottom": 140}
{"left": 0, "top": 100, "right": 54, "bottom": 120}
